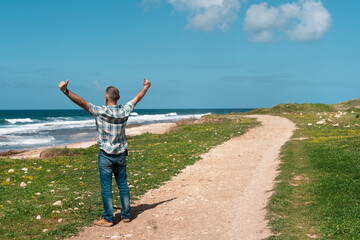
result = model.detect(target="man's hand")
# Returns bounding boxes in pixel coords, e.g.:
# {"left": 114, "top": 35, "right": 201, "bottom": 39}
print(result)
{"left": 58, "top": 79, "right": 69, "bottom": 92}
{"left": 58, "top": 79, "right": 89, "bottom": 113}
{"left": 133, "top": 78, "right": 151, "bottom": 106}
{"left": 143, "top": 79, "right": 151, "bottom": 89}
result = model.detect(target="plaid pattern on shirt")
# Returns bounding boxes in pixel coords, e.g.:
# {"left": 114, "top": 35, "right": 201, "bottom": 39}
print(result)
{"left": 89, "top": 101, "right": 135, "bottom": 154}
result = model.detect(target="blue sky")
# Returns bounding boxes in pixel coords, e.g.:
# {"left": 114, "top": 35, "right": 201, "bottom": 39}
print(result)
{"left": 0, "top": 0, "right": 359, "bottom": 109}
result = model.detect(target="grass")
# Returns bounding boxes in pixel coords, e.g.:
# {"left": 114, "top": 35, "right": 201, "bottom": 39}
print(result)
{"left": 250, "top": 105, "right": 360, "bottom": 239}
{"left": 332, "top": 98, "right": 360, "bottom": 110}
{"left": 250, "top": 102, "right": 334, "bottom": 114}
{"left": 0, "top": 114, "right": 258, "bottom": 240}
{"left": 40, "top": 147, "right": 86, "bottom": 158}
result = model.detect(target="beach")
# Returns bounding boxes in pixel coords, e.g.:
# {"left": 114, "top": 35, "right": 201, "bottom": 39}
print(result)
{"left": 0, "top": 108, "right": 252, "bottom": 154}
{"left": 1, "top": 122, "right": 176, "bottom": 159}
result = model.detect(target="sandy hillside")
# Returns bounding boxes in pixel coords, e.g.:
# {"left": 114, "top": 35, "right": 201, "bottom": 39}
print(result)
{"left": 69, "top": 115, "right": 296, "bottom": 240}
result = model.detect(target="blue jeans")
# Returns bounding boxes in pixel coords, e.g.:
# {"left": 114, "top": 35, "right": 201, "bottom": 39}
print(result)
{"left": 98, "top": 149, "right": 130, "bottom": 222}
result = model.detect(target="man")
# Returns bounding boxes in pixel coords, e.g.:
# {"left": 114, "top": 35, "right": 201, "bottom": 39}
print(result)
{"left": 58, "top": 79, "right": 151, "bottom": 227}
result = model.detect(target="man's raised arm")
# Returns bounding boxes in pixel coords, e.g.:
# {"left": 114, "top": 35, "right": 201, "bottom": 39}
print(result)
{"left": 132, "top": 79, "right": 151, "bottom": 106}
{"left": 58, "top": 80, "right": 90, "bottom": 113}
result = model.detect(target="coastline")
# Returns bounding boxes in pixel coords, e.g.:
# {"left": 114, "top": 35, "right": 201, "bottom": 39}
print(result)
{"left": 0, "top": 108, "right": 251, "bottom": 154}
{"left": 1, "top": 122, "right": 176, "bottom": 159}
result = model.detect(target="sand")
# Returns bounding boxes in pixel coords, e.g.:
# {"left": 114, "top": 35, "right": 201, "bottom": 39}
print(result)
{"left": 68, "top": 115, "right": 296, "bottom": 240}
{"left": 2, "top": 123, "right": 176, "bottom": 159}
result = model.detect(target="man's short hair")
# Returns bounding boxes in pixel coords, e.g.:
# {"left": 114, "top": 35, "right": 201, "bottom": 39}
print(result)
{"left": 106, "top": 86, "right": 120, "bottom": 102}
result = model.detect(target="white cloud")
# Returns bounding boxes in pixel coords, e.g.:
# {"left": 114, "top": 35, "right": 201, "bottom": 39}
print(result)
{"left": 244, "top": 0, "right": 331, "bottom": 42}
{"left": 288, "top": 0, "right": 331, "bottom": 41}
{"left": 250, "top": 30, "right": 273, "bottom": 42}
{"left": 168, "top": 0, "right": 241, "bottom": 31}
{"left": 168, "top": 0, "right": 224, "bottom": 10}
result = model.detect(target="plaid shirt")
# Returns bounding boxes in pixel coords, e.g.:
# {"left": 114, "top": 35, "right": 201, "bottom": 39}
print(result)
{"left": 89, "top": 101, "right": 135, "bottom": 154}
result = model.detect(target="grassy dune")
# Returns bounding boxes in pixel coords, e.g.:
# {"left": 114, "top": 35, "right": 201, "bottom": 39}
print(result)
{"left": 0, "top": 115, "right": 258, "bottom": 240}
{"left": 251, "top": 100, "right": 360, "bottom": 239}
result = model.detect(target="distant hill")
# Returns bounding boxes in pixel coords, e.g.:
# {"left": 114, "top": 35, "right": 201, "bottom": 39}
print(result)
{"left": 332, "top": 98, "right": 360, "bottom": 110}
{"left": 249, "top": 103, "right": 333, "bottom": 114}
{"left": 249, "top": 98, "right": 360, "bottom": 114}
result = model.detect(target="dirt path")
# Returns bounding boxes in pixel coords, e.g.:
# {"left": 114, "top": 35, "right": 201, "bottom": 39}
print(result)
{"left": 69, "top": 115, "right": 296, "bottom": 240}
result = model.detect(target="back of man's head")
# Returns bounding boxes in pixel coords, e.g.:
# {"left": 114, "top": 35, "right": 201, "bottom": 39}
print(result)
{"left": 106, "top": 86, "right": 120, "bottom": 102}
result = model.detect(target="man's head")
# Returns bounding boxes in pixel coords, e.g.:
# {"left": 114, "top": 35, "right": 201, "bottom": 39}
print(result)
{"left": 105, "top": 86, "right": 120, "bottom": 105}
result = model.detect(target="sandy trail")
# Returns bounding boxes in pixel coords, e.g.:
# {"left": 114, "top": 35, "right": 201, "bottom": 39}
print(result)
{"left": 69, "top": 115, "right": 296, "bottom": 240}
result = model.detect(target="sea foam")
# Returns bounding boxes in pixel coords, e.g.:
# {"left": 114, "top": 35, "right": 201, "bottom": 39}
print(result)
{"left": 127, "top": 112, "right": 209, "bottom": 125}
{"left": 5, "top": 118, "right": 34, "bottom": 124}
{"left": 0, "top": 119, "right": 95, "bottom": 135}
{"left": 0, "top": 111, "right": 210, "bottom": 152}
{"left": 0, "top": 112, "right": 209, "bottom": 135}
{"left": 0, "top": 136, "right": 55, "bottom": 146}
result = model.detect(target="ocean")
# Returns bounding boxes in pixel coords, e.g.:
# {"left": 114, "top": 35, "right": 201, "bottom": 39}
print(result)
{"left": 0, "top": 108, "right": 253, "bottom": 152}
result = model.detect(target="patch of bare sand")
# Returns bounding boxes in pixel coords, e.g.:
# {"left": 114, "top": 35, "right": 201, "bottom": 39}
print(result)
{"left": 3, "top": 123, "right": 175, "bottom": 159}
{"left": 126, "top": 123, "right": 176, "bottom": 136}
{"left": 68, "top": 115, "right": 296, "bottom": 240}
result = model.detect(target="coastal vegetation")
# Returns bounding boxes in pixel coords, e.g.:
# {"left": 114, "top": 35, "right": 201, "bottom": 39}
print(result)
{"left": 2, "top": 97, "right": 360, "bottom": 240}
{"left": 0, "top": 115, "right": 258, "bottom": 240}
{"left": 250, "top": 99, "right": 360, "bottom": 239}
